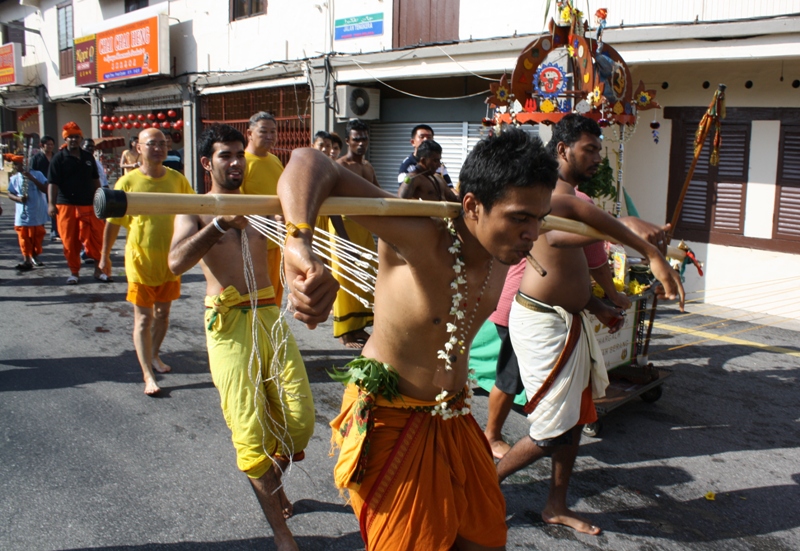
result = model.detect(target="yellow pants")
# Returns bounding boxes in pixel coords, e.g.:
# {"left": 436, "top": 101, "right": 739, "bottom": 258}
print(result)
{"left": 328, "top": 216, "right": 376, "bottom": 338}
{"left": 205, "top": 286, "right": 315, "bottom": 479}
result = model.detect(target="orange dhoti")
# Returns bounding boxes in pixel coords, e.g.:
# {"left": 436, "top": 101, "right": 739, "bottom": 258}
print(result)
{"left": 15, "top": 225, "right": 45, "bottom": 257}
{"left": 56, "top": 204, "right": 104, "bottom": 274}
{"left": 331, "top": 384, "right": 507, "bottom": 551}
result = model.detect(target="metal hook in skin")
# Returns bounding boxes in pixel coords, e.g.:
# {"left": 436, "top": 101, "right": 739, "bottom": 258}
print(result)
{"left": 526, "top": 253, "right": 547, "bottom": 277}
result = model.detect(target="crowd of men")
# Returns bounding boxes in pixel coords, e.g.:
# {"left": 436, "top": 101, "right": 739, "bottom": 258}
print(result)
{"left": 1, "top": 113, "right": 684, "bottom": 550}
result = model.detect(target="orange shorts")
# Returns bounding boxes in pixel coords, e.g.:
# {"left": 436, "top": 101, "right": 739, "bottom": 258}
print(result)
{"left": 127, "top": 280, "right": 181, "bottom": 308}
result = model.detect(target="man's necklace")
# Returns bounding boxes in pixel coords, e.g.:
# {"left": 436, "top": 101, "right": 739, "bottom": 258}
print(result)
{"left": 439, "top": 218, "right": 494, "bottom": 371}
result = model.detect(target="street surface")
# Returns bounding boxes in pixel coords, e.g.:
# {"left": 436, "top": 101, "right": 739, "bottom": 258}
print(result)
{"left": 1, "top": 210, "right": 798, "bottom": 550}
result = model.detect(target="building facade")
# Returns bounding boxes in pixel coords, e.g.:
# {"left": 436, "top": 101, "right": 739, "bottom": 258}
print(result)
{"left": 1, "top": 0, "right": 798, "bottom": 317}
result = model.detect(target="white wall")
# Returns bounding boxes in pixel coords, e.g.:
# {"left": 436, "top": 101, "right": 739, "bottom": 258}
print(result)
{"left": 744, "top": 121, "right": 779, "bottom": 239}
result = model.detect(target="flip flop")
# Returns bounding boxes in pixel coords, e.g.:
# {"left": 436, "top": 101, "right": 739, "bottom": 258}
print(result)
{"left": 94, "top": 272, "right": 114, "bottom": 283}
{"left": 66, "top": 275, "right": 79, "bottom": 285}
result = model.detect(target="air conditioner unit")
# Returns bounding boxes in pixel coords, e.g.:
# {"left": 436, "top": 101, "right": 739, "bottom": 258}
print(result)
{"left": 336, "top": 85, "right": 380, "bottom": 120}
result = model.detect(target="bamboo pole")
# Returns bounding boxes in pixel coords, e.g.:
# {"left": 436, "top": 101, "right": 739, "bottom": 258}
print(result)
{"left": 94, "top": 189, "right": 685, "bottom": 259}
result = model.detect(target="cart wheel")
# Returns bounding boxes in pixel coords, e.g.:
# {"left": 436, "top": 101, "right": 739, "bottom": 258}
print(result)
{"left": 582, "top": 422, "right": 602, "bottom": 437}
{"left": 640, "top": 385, "right": 663, "bottom": 403}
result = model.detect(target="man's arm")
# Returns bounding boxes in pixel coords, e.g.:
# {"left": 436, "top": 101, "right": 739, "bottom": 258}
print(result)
{"left": 590, "top": 264, "right": 631, "bottom": 310}
{"left": 550, "top": 194, "right": 684, "bottom": 308}
{"left": 47, "top": 184, "right": 59, "bottom": 218}
{"left": 22, "top": 171, "right": 48, "bottom": 194}
{"left": 397, "top": 173, "right": 423, "bottom": 199}
{"left": 168, "top": 214, "right": 245, "bottom": 275}
{"left": 278, "top": 148, "right": 436, "bottom": 326}
{"left": 585, "top": 295, "right": 626, "bottom": 334}
{"left": 99, "top": 222, "right": 122, "bottom": 275}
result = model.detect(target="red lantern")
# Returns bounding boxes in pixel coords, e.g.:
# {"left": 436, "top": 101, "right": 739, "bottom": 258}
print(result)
{"left": 124, "top": 122, "right": 133, "bottom": 129}
{"left": 157, "top": 112, "right": 166, "bottom": 121}
{"left": 153, "top": 122, "right": 161, "bottom": 128}
{"left": 138, "top": 114, "right": 146, "bottom": 121}
{"left": 115, "top": 122, "right": 123, "bottom": 129}
{"left": 167, "top": 109, "right": 177, "bottom": 118}
{"left": 119, "top": 115, "right": 127, "bottom": 123}
{"left": 111, "top": 116, "right": 119, "bottom": 123}
{"left": 147, "top": 113, "right": 156, "bottom": 121}
{"left": 171, "top": 131, "right": 182, "bottom": 142}
{"left": 102, "top": 115, "right": 111, "bottom": 123}
{"left": 133, "top": 121, "right": 141, "bottom": 129}
{"left": 174, "top": 120, "right": 184, "bottom": 130}
{"left": 161, "top": 121, "right": 171, "bottom": 129}
{"left": 143, "top": 122, "right": 151, "bottom": 129}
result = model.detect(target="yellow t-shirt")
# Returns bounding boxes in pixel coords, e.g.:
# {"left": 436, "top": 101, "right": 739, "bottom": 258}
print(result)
{"left": 108, "top": 167, "right": 195, "bottom": 286}
{"left": 242, "top": 151, "right": 284, "bottom": 250}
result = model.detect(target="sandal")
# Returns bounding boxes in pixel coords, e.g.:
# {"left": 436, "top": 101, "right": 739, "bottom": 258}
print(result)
{"left": 94, "top": 272, "right": 114, "bottom": 283}
{"left": 16, "top": 262, "right": 33, "bottom": 272}
{"left": 66, "top": 275, "right": 79, "bottom": 285}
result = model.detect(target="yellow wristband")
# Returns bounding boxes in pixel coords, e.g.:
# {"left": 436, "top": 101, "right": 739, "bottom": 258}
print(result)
{"left": 285, "top": 222, "right": 313, "bottom": 240}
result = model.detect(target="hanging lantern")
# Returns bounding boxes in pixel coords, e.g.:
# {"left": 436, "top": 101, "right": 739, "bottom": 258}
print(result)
{"left": 171, "top": 131, "right": 182, "bottom": 142}
{"left": 138, "top": 114, "right": 146, "bottom": 121}
{"left": 124, "top": 122, "right": 133, "bottom": 130}
{"left": 147, "top": 113, "right": 156, "bottom": 121}
{"left": 119, "top": 115, "right": 127, "bottom": 123}
{"left": 133, "top": 121, "right": 141, "bottom": 129}
{"left": 157, "top": 112, "right": 166, "bottom": 121}
{"left": 111, "top": 116, "right": 119, "bottom": 123}
{"left": 115, "top": 122, "right": 123, "bottom": 129}
{"left": 174, "top": 120, "right": 184, "bottom": 130}
{"left": 143, "top": 122, "right": 151, "bottom": 129}
{"left": 167, "top": 109, "right": 177, "bottom": 118}
{"left": 102, "top": 115, "right": 111, "bottom": 123}
{"left": 161, "top": 121, "right": 171, "bottom": 129}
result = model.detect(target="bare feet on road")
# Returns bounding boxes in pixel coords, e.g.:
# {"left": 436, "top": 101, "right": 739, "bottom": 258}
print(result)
{"left": 542, "top": 507, "right": 601, "bottom": 535}
{"left": 152, "top": 356, "right": 172, "bottom": 373}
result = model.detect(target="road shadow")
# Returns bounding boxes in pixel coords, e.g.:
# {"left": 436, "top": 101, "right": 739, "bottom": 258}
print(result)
{"left": 0, "top": 349, "right": 211, "bottom": 394}
{"left": 503, "top": 466, "right": 800, "bottom": 542}
{"left": 60, "top": 532, "right": 365, "bottom": 550}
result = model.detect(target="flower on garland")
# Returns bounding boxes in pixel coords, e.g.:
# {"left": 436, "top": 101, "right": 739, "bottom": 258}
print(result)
{"left": 586, "top": 85, "right": 604, "bottom": 108}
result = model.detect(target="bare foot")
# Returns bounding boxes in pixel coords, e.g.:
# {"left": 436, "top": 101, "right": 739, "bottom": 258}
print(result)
{"left": 144, "top": 378, "right": 161, "bottom": 397}
{"left": 487, "top": 437, "right": 511, "bottom": 460}
{"left": 278, "top": 487, "right": 293, "bottom": 519}
{"left": 152, "top": 356, "right": 172, "bottom": 373}
{"left": 339, "top": 332, "right": 366, "bottom": 349}
{"left": 542, "top": 507, "right": 601, "bottom": 535}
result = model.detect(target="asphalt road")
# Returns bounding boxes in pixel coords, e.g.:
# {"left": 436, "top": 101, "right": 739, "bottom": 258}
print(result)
{"left": 0, "top": 209, "right": 798, "bottom": 551}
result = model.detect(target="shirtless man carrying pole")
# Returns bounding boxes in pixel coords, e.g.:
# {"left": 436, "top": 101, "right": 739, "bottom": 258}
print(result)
{"left": 495, "top": 114, "right": 684, "bottom": 535}
{"left": 168, "top": 124, "right": 314, "bottom": 551}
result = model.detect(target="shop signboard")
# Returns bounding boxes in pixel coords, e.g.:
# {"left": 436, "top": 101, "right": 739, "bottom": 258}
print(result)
{"left": 0, "top": 43, "right": 23, "bottom": 86}
{"left": 74, "top": 14, "right": 169, "bottom": 86}
{"left": 334, "top": 13, "right": 384, "bottom": 40}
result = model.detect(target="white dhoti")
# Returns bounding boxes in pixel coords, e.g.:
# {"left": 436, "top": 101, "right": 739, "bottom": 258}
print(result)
{"left": 509, "top": 293, "right": 609, "bottom": 441}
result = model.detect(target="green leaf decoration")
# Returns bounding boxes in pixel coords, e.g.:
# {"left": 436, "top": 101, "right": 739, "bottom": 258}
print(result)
{"left": 328, "top": 357, "right": 401, "bottom": 403}
{"left": 579, "top": 155, "right": 617, "bottom": 202}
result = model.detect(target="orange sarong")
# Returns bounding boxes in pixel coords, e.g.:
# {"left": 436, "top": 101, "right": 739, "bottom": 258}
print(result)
{"left": 15, "top": 225, "right": 45, "bottom": 257}
{"left": 331, "top": 384, "right": 507, "bottom": 551}
{"left": 56, "top": 204, "right": 104, "bottom": 274}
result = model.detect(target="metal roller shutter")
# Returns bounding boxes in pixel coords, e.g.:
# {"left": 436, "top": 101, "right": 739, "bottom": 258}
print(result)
{"left": 369, "top": 121, "right": 491, "bottom": 195}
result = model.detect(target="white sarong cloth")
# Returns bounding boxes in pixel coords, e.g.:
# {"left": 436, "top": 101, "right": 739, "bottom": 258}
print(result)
{"left": 509, "top": 300, "right": 609, "bottom": 441}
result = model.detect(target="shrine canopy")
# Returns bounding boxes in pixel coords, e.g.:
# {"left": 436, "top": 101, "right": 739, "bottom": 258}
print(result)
{"left": 486, "top": 5, "right": 659, "bottom": 128}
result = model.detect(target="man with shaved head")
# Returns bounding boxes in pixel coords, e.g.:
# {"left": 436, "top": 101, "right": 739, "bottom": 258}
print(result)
{"left": 99, "top": 128, "right": 195, "bottom": 396}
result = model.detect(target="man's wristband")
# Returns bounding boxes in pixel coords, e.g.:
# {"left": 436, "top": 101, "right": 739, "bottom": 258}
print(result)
{"left": 212, "top": 217, "right": 227, "bottom": 234}
{"left": 285, "top": 221, "right": 313, "bottom": 239}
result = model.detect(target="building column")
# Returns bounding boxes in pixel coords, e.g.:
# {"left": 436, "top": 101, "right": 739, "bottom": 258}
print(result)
{"left": 37, "top": 85, "right": 57, "bottom": 140}
{"left": 89, "top": 88, "right": 102, "bottom": 139}
{"left": 310, "top": 57, "right": 333, "bottom": 135}
{"left": 182, "top": 83, "right": 200, "bottom": 192}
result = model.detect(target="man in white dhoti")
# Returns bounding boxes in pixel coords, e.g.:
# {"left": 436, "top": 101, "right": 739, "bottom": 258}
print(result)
{"left": 495, "top": 114, "right": 684, "bottom": 536}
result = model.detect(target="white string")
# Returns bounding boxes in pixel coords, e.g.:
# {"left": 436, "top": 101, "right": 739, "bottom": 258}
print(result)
{"left": 245, "top": 215, "right": 378, "bottom": 307}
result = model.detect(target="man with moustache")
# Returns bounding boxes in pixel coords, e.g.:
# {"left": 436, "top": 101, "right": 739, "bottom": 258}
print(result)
{"left": 495, "top": 114, "right": 682, "bottom": 536}
{"left": 168, "top": 124, "right": 314, "bottom": 551}
{"left": 100, "top": 128, "right": 194, "bottom": 396}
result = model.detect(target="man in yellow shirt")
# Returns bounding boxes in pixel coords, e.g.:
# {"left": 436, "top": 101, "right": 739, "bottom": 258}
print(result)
{"left": 99, "top": 128, "right": 195, "bottom": 396}
{"left": 240, "top": 111, "right": 286, "bottom": 304}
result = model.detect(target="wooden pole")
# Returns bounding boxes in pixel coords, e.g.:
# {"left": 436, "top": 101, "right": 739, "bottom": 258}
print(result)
{"left": 94, "top": 189, "right": 685, "bottom": 259}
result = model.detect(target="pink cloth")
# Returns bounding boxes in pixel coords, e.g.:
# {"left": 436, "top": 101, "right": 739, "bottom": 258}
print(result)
{"left": 488, "top": 260, "right": 526, "bottom": 327}
{"left": 576, "top": 190, "right": 608, "bottom": 269}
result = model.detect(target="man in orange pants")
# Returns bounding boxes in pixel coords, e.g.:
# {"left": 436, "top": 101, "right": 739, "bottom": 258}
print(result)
{"left": 47, "top": 122, "right": 107, "bottom": 285}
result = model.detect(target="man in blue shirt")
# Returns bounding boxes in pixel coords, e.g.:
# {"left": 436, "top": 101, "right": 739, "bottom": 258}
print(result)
{"left": 7, "top": 157, "right": 49, "bottom": 271}
{"left": 397, "top": 124, "right": 453, "bottom": 187}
